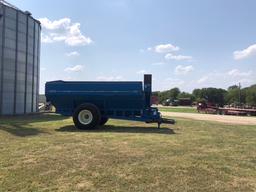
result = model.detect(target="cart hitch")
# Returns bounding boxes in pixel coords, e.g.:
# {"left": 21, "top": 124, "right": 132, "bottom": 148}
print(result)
{"left": 146, "top": 117, "right": 175, "bottom": 128}
{"left": 161, "top": 118, "right": 175, "bottom": 125}
{"left": 157, "top": 118, "right": 175, "bottom": 129}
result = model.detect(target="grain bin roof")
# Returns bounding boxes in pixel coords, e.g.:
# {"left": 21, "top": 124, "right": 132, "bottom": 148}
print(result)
{"left": 0, "top": 0, "right": 41, "bottom": 24}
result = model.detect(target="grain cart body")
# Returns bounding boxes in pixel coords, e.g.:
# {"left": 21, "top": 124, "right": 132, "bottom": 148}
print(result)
{"left": 45, "top": 75, "right": 175, "bottom": 129}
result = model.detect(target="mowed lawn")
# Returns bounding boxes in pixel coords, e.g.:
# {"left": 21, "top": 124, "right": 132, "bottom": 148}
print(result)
{"left": 159, "top": 106, "right": 198, "bottom": 113}
{"left": 0, "top": 114, "right": 256, "bottom": 192}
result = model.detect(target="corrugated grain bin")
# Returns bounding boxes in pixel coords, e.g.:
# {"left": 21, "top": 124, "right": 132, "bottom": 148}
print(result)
{"left": 0, "top": 1, "right": 40, "bottom": 115}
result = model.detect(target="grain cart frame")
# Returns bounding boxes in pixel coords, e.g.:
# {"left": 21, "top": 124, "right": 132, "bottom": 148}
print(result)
{"left": 45, "top": 74, "right": 175, "bottom": 129}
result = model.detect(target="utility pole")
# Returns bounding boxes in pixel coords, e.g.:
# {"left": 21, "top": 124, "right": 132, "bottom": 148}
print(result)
{"left": 238, "top": 82, "right": 241, "bottom": 107}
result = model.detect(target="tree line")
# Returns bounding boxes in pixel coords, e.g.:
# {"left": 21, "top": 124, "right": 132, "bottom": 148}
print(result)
{"left": 153, "top": 84, "right": 256, "bottom": 106}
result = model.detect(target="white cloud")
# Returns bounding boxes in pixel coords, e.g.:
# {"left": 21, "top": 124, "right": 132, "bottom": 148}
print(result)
{"left": 64, "top": 65, "right": 84, "bottom": 72}
{"left": 234, "top": 44, "right": 256, "bottom": 60}
{"left": 165, "top": 53, "right": 193, "bottom": 61}
{"left": 146, "top": 43, "right": 194, "bottom": 63}
{"left": 97, "top": 75, "right": 123, "bottom": 81}
{"left": 66, "top": 51, "right": 80, "bottom": 57}
{"left": 39, "top": 17, "right": 92, "bottom": 46}
{"left": 39, "top": 17, "right": 70, "bottom": 30}
{"left": 227, "top": 69, "right": 252, "bottom": 77}
{"left": 175, "top": 65, "right": 194, "bottom": 75}
{"left": 40, "top": 67, "right": 46, "bottom": 71}
{"left": 148, "top": 44, "right": 179, "bottom": 53}
{"left": 136, "top": 70, "right": 148, "bottom": 75}
{"left": 41, "top": 34, "right": 54, "bottom": 43}
{"left": 196, "top": 70, "right": 254, "bottom": 87}
{"left": 239, "top": 78, "right": 253, "bottom": 84}
{"left": 155, "top": 44, "right": 179, "bottom": 53}
{"left": 196, "top": 72, "right": 226, "bottom": 86}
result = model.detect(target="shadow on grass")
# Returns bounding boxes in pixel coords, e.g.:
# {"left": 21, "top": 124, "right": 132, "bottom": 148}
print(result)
{"left": 0, "top": 113, "right": 68, "bottom": 124}
{"left": 0, "top": 124, "right": 47, "bottom": 137}
{"left": 0, "top": 113, "right": 67, "bottom": 137}
{"left": 56, "top": 125, "right": 175, "bottom": 135}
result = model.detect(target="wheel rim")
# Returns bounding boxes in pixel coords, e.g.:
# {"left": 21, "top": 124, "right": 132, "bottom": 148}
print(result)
{"left": 78, "top": 110, "right": 93, "bottom": 125}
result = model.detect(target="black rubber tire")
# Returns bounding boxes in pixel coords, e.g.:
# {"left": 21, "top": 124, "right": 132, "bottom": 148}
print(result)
{"left": 100, "top": 117, "right": 109, "bottom": 125}
{"left": 73, "top": 103, "right": 101, "bottom": 129}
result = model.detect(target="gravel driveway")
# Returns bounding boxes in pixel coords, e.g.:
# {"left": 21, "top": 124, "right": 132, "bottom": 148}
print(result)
{"left": 162, "top": 112, "right": 256, "bottom": 125}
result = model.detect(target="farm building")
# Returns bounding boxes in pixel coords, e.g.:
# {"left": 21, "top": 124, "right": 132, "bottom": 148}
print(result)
{"left": 0, "top": 0, "right": 40, "bottom": 115}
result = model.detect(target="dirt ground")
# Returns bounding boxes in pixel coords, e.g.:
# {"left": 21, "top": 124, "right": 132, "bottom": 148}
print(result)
{"left": 162, "top": 112, "right": 256, "bottom": 125}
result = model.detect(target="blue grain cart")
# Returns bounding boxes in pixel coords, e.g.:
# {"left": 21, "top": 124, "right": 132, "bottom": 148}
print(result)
{"left": 45, "top": 74, "right": 175, "bottom": 129}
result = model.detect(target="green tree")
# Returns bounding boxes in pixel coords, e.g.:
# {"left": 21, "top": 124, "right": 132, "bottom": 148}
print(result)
{"left": 225, "top": 86, "right": 246, "bottom": 105}
{"left": 245, "top": 85, "right": 256, "bottom": 106}
{"left": 192, "top": 88, "right": 227, "bottom": 106}
{"left": 192, "top": 89, "right": 202, "bottom": 101}
{"left": 169, "top": 88, "right": 181, "bottom": 100}
{"left": 157, "top": 88, "right": 180, "bottom": 103}
{"left": 178, "top": 92, "right": 195, "bottom": 101}
{"left": 228, "top": 85, "right": 239, "bottom": 90}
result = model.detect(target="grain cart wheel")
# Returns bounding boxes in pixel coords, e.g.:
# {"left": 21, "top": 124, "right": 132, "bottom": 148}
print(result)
{"left": 73, "top": 103, "right": 101, "bottom": 129}
{"left": 100, "top": 117, "right": 109, "bottom": 125}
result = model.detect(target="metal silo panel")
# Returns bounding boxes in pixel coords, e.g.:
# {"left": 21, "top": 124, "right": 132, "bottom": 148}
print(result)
{"left": 36, "top": 24, "right": 40, "bottom": 112}
{"left": 0, "top": 2, "right": 40, "bottom": 115}
{"left": 15, "top": 11, "right": 27, "bottom": 114}
{"left": 32, "top": 22, "right": 38, "bottom": 112}
{"left": 1, "top": 6, "right": 17, "bottom": 114}
{"left": 0, "top": 4, "right": 4, "bottom": 115}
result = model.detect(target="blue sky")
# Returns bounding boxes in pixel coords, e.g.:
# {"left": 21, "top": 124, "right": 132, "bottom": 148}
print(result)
{"left": 9, "top": 0, "right": 256, "bottom": 93}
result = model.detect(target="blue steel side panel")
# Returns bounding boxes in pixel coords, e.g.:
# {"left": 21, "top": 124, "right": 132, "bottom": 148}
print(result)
{"left": 46, "top": 81, "right": 143, "bottom": 92}
{"left": 45, "top": 81, "right": 145, "bottom": 116}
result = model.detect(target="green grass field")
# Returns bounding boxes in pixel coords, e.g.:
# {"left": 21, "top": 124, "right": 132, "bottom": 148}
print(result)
{"left": 159, "top": 106, "right": 198, "bottom": 113}
{"left": 0, "top": 114, "right": 256, "bottom": 191}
